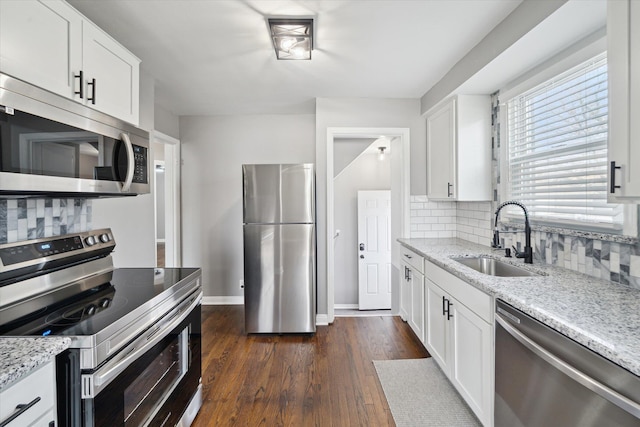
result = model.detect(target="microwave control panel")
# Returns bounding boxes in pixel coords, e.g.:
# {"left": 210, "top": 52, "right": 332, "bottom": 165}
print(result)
{"left": 132, "top": 144, "right": 148, "bottom": 184}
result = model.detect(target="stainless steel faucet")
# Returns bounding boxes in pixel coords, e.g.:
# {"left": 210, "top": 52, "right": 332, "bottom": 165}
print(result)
{"left": 492, "top": 201, "right": 533, "bottom": 264}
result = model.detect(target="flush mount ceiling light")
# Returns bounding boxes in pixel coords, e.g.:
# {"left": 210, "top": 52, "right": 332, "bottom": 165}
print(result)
{"left": 268, "top": 18, "right": 313, "bottom": 60}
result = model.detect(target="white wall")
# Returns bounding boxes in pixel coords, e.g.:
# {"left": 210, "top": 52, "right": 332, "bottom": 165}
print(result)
{"left": 420, "top": 0, "right": 567, "bottom": 113}
{"left": 333, "top": 138, "right": 376, "bottom": 177}
{"left": 180, "top": 114, "right": 315, "bottom": 298}
{"left": 155, "top": 104, "right": 180, "bottom": 139}
{"left": 90, "top": 71, "right": 158, "bottom": 267}
{"left": 92, "top": 193, "right": 157, "bottom": 267}
{"left": 334, "top": 151, "right": 390, "bottom": 305}
{"left": 315, "top": 98, "right": 422, "bottom": 315}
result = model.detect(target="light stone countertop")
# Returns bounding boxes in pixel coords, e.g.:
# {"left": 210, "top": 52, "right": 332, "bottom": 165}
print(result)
{"left": 398, "top": 238, "right": 640, "bottom": 377}
{"left": 0, "top": 337, "right": 71, "bottom": 391}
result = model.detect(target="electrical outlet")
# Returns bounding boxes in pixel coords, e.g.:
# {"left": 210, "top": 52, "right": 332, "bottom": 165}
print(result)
{"left": 239, "top": 279, "right": 244, "bottom": 289}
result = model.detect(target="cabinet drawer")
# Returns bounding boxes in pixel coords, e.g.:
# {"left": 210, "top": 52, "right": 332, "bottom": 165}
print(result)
{"left": 425, "top": 259, "right": 492, "bottom": 323}
{"left": 400, "top": 246, "right": 424, "bottom": 273}
{"left": 0, "top": 361, "right": 56, "bottom": 427}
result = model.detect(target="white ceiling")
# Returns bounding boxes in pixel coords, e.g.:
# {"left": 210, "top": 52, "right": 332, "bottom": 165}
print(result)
{"left": 67, "top": 0, "right": 523, "bottom": 116}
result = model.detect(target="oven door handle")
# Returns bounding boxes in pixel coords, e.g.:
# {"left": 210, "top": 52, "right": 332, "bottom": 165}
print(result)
{"left": 120, "top": 132, "right": 135, "bottom": 192}
{"left": 82, "top": 291, "right": 202, "bottom": 398}
{"left": 496, "top": 314, "right": 640, "bottom": 418}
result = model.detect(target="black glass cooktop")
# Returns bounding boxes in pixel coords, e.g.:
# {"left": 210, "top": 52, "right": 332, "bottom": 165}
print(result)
{"left": 0, "top": 268, "right": 199, "bottom": 337}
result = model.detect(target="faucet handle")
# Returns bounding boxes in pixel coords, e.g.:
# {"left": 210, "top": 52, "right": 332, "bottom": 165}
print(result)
{"left": 492, "top": 230, "right": 501, "bottom": 248}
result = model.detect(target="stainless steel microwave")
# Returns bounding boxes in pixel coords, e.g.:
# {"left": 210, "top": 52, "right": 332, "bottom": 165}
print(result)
{"left": 0, "top": 73, "right": 150, "bottom": 197}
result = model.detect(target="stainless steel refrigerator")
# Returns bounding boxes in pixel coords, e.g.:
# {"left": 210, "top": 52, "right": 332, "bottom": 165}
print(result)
{"left": 242, "top": 164, "right": 316, "bottom": 333}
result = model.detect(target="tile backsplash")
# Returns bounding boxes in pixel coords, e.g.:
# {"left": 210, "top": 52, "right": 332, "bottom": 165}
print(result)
{"left": 410, "top": 196, "right": 456, "bottom": 238}
{"left": 0, "top": 198, "right": 92, "bottom": 244}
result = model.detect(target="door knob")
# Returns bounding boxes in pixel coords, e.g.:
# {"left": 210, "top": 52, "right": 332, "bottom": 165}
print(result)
{"left": 360, "top": 255, "right": 364, "bottom": 259}
{"left": 359, "top": 243, "right": 365, "bottom": 251}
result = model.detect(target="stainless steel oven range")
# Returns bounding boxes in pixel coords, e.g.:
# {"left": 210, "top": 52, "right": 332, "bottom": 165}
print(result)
{"left": 0, "top": 229, "right": 203, "bottom": 427}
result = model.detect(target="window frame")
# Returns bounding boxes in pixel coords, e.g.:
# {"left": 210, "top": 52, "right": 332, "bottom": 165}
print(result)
{"left": 498, "top": 35, "right": 637, "bottom": 238}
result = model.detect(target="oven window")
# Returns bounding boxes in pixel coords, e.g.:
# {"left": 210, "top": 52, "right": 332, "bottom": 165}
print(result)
{"left": 124, "top": 328, "right": 186, "bottom": 426}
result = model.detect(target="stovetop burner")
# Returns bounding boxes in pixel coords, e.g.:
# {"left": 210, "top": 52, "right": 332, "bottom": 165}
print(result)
{"left": 0, "top": 282, "right": 116, "bottom": 336}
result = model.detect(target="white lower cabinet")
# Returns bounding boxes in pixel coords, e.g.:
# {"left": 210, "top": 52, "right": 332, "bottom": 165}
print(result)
{"left": 399, "top": 246, "right": 426, "bottom": 342}
{"left": 0, "top": 361, "right": 57, "bottom": 426}
{"left": 424, "top": 261, "right": 494, "bottom": 427}
{"left": 400, "top": 262, "right": 411, "bottom": 322}
{"left": 409, "top": 266, "right": 425, "bottom": 342}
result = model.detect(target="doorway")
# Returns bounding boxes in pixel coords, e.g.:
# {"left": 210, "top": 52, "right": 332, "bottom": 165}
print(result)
{"left": 152, "top": 131, "right": 181, "bottom": 268}
{"left": 326, "top": 128, "right": 410, "bottom": 322}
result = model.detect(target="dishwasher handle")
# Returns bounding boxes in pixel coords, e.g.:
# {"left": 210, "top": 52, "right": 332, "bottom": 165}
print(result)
{"left": 495, "top": 314, "right": 640, "bottom": 418}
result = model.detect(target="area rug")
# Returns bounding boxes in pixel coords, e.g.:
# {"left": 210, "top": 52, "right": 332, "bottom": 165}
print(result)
{"left": 373, "top": 358, "right": 481, "bottom": 427}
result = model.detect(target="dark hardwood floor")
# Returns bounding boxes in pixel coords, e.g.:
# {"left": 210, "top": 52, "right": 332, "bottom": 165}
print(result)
{"left": 156, "top": 242, "right": 165, "bottom": 267}
{"left": 193, "top": 306, "right": 430, "bottom": 427}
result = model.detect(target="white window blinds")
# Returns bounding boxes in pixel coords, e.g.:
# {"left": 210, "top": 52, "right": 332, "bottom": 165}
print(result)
{"left": 505, "top": 53, "right": 623, "bottom": 229}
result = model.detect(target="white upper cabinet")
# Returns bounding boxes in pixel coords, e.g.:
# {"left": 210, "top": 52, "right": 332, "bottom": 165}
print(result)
{"left": 82, "top": 20, "right": 140, "bottom": 125}
{"left": 426, "top": 95, "right": 492, "bottom": 201}
{"left": 608, "top": 0, "right": 640, "bottom": 202}
{"left": 0, "top": 0, "right": 82, "bottom": 98}
{"left": 0, "top": 0, "right": 140, "bottom": 125}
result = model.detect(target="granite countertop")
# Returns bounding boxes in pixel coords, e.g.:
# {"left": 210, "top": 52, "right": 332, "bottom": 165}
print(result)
{"left": 398, "top": 238, "right": 640, "bottom": 377}
{"left": 0, "top": 337, "right": 71, "bottom": 391}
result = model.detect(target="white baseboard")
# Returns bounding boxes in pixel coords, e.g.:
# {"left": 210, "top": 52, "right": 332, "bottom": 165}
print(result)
{"left": 316, "top": 314, "right": 329, "bottom": 326}
{"left": 334, "top": 304, "right": 359, "bottom": 310}
{"left": 202, "top": 296, "right": 243, "bottom": 305}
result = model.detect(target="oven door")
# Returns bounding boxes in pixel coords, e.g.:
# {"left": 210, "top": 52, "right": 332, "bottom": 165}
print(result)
{"left": 67, "top": 293, "right": 202, "bottom": 427}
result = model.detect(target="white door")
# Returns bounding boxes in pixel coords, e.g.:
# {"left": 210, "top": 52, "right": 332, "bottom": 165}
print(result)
{"left": 357, "top": 190, "right": 391, "bottom": 310}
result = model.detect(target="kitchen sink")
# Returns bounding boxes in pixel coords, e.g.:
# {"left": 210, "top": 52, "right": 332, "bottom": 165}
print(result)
{"left": 452, "top": 256, "right": 539, "bottom": 277}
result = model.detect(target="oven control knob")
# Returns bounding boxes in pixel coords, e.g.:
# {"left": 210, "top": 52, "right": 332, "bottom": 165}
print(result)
{"left": 99, "top": 298, "right": 111, "bottom": 308}
{"left": 85, "top": 236, "right": 96, "bottom": 247}
{"left": 85, "top": 304, "right": 97, "bottom": 316}
{"left": 99, "top": 233, "right": 110, "bottom": 243}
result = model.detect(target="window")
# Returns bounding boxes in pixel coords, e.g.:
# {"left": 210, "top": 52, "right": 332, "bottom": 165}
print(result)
{"left": 504, "top": 53, "right": 623, "bottom": 231}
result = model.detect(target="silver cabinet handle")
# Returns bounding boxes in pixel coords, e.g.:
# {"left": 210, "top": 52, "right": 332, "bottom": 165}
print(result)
{"left": 120, "top": 132, "right": 135, "bottom": 192}
{"left": 0, "top": 397, "right": 41, "bottom": 427}
{"left": 496, "top": 315, "right": 640, "bottom": 417}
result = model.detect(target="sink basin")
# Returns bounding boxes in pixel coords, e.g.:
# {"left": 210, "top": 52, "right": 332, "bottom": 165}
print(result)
{"left": 452, "top": 256, "right": 539, "bottom": 277}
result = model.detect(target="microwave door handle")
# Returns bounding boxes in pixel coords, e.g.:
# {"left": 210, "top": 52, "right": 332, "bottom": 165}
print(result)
{"left": 120, "top": 133, "right": 135, "bottom": 192}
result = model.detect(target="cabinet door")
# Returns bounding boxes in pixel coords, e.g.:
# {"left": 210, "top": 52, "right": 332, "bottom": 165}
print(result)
{"left": 0, "top": 361, "right": 56, "bottom": 427}
{"left": 425, "top": 279, "right": 449, "bottom": 372}
{"left": 0, "top": 0, "right": 82, "bottom": 98}
{"left": 409, "top": 269, "right": 425, "bottom": 342}
{"left": 608, "top": 0, "right": 640, "bottom": 201}
{"left": 426, "top": 98, "right": 455, "bottom": 199}
{"left": 82, "top": 21, "right": 140, "bottom": 125}
{"left": 450, "top": 301, "right": 493, "bottom": 426}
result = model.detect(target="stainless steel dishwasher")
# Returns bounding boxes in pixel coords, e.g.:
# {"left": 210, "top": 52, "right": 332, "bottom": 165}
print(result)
{"left": 495, "top": 299, "right": 640, "bottom": 427}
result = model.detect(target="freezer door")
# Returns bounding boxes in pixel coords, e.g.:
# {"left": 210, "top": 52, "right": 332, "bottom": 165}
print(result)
{"left": 243, "top": 164, "right": 315, "bottom": 224}
{"left": 243, "top": 224, "right": 316, "bottom": 333}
